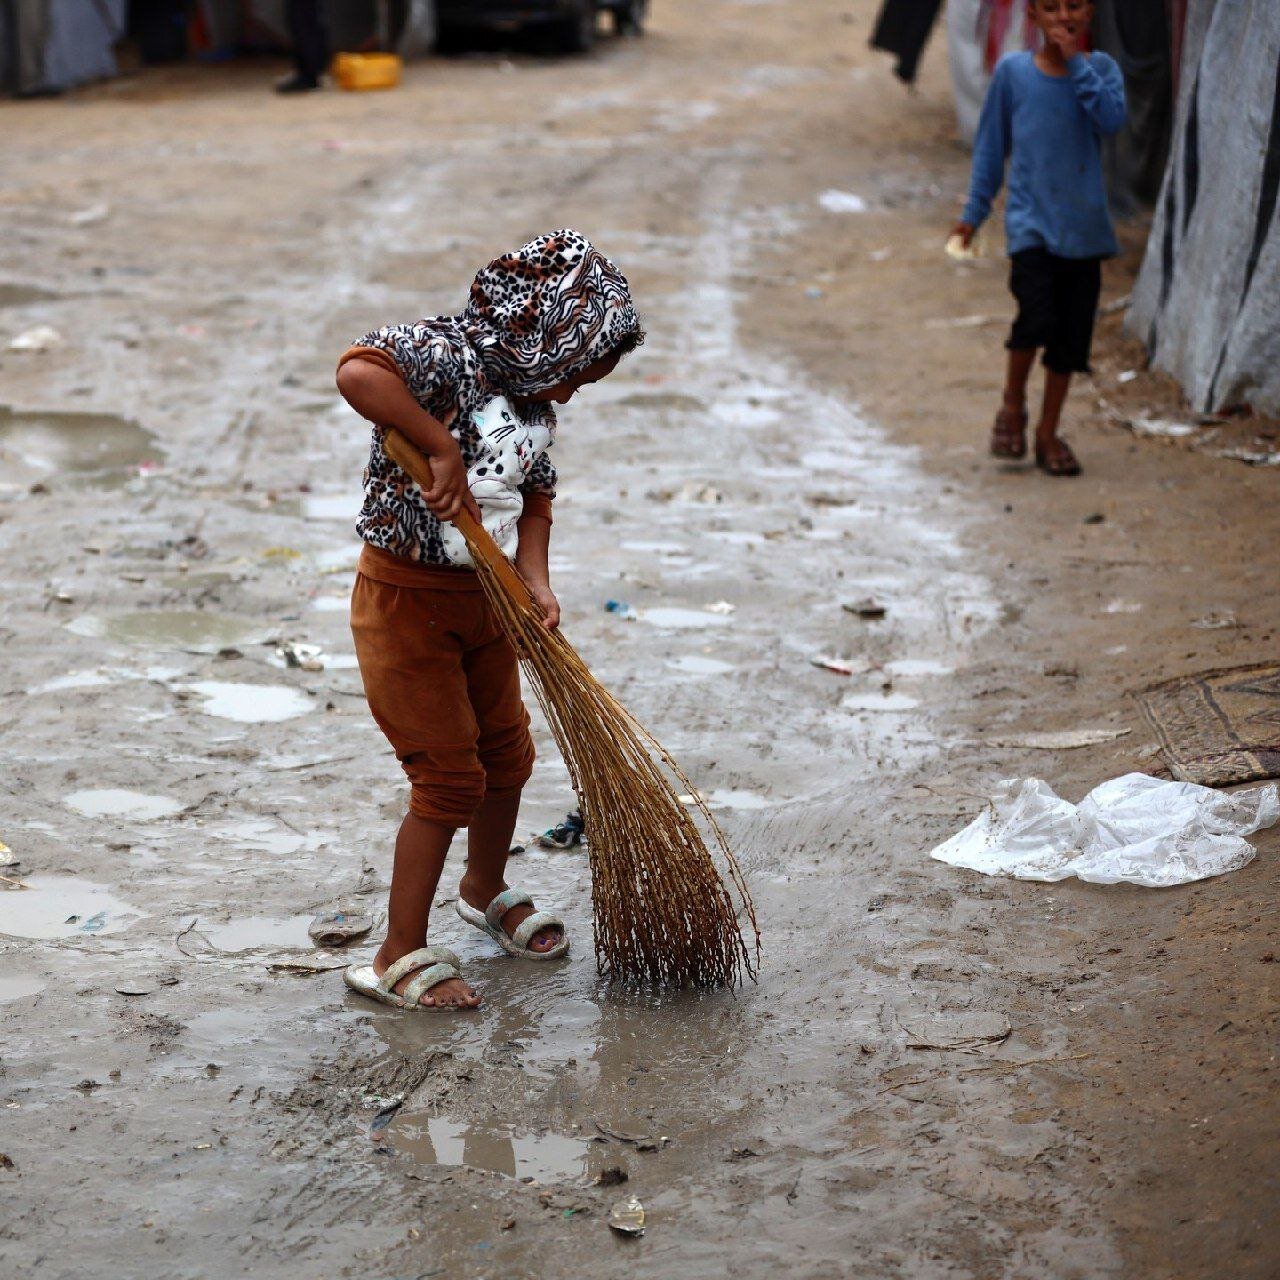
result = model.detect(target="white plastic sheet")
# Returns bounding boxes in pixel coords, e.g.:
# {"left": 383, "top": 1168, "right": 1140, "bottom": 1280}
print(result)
{"left": 931, "top": 773, "right": 1280, "bottom": 887}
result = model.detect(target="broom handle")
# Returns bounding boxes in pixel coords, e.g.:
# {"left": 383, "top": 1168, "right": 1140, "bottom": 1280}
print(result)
{"left": 381, "top": 427, "right": 535, "bottom": 607}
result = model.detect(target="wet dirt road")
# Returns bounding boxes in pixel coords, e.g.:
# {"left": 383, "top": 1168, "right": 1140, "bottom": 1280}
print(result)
{"left": 2, "top": 3, "right": 1278, "bottom": 1277}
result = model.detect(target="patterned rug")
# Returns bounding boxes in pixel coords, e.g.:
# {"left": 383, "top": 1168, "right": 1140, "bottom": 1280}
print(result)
{"left": 1136, "top": 663, "right": 1280, "bottom": 786}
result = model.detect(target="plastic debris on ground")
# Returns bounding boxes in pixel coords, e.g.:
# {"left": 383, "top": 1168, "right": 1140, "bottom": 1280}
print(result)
{"left": 704, "top": 600, "right": 736, "bottom": 615}
{"left": 1190, "top": 610, "right": 1239, "bottom": 631}
{"left": 675, "top": 481, "right": 722, "bottom": 503}
{"left": 604, "top": 599, "right": 637, "bottom": 620}
{"left": 1124, "top": 415, "right": 1200, "bottom": 440}
{"left": 842, "top": 597, "right": 887, "bottom": 619}
{"left": 276, "top": 641, "right": 325, "bottom": 670}
{"left": 902, "top": 1011, "right": 1010, "bottom": 1052}
{"left": 307, "top": 910, "right": 373, "bottom": 947}
{"left": 993, "top": 728, "right": 1131, "bottom": 750}
{"left": 931, "top": 773, "right": 1280, "bottom": 887}
{"left": 810, "top": 655, "right": 873, "bottom": 677}
{"left": 0, "top": 840, "right": 15, "bottom": 867}
{"left": 607, "top": 1196, "right": 646, "bottom": 1237}
{"left": 533, "top": 810, "right": 585, "bottom": 850}
{"left": 8, "top": 325, "right": 63, "bottom": 352}
{"left": 818, "top": 189, "right": 867, "bottom": 214}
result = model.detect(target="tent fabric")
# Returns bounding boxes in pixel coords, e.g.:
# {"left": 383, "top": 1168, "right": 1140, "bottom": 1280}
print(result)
{"left": 1093, "top": 0, "right": 1173, "bottom": 217}
{"left": 1128, "top": 0, "right": 1280, "bottom": 415}
{"left": 869, "top": 0, "right": 944, "bottom": 86}
{"left": 946, "top": 0, "right": 1038, "bottom": 144}
{"left": 1, "top": 0, "right": 124, "bottom": 93}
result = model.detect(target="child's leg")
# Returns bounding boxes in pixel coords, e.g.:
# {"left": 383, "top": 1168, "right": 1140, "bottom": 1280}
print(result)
{"left": 373, "top": 812, "right": 481, "bottom": 1007}
{"left": 1003, "top": 346, "right": 1036, "bottom": 414}
{"left": 459, "top": 784, "right": 563, "bottom": 953}
{"left": 1036, "top": 367, "right": 1071, "bottom": 445}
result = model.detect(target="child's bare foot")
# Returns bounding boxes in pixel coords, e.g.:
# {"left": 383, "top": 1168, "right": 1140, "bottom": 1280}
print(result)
{"left": 458, "top": 877, "right": 564, "bottom": 953}
{"left": 372, "top": 943, "right": 481, "bottom": 1008}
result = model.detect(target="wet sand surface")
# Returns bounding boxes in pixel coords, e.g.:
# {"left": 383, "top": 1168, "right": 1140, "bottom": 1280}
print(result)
{"left": 1, "top": 3, "right": 1277, "bottom": 1277}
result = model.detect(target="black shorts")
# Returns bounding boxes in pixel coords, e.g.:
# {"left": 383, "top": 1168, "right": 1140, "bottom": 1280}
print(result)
{"left": 1006, "top": 247, "right": 1102, "bottom": 375}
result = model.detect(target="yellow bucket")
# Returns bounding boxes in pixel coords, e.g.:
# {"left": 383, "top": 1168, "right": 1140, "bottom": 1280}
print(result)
{"left": 332, "top": 52, "right": 402, "bottom": 92}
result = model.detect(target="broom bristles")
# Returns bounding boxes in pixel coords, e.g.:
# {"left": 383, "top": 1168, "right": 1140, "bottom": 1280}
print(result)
{"left": 383, "top": 429, "right": 760, "bottom": 988}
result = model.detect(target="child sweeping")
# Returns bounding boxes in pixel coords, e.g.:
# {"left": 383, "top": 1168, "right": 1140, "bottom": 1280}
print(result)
{"left": 952, "top": 0, "right": 1125, "bottom": 476}
{"left": 335, "top": 230, "right": 643, "bottom": 1010}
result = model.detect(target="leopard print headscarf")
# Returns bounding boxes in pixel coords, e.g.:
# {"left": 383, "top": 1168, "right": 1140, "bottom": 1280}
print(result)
{"left": 461, "top": 229, "right": 643, "bottom": 395}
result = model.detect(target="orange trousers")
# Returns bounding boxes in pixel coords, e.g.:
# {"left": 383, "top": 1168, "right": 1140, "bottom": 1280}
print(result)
{"left": 350, "top": 544, "right": 535, "bottom": 826}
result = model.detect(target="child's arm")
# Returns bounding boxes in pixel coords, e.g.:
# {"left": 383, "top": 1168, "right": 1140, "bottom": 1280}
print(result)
{"left": 1067, "top": 53, "right": 1126, "bottom": 136}
{"left": 336, "top": 356, "right": 479, "bottom": 524}
{"left": 953, "top": 63, "right": 1013, "bottom": 247}
{"left": 514, "top": 510, "right": 559, "bottom": 630}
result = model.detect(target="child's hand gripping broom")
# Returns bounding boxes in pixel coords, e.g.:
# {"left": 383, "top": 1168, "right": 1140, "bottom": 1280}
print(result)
{"left": 382, "top": 428, "right": 760, "bottom": 988}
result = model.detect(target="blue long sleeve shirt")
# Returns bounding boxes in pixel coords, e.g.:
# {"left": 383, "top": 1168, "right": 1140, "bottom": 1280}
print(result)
{"left": 961, "top": 51, "right": 1126, "bottom": 259}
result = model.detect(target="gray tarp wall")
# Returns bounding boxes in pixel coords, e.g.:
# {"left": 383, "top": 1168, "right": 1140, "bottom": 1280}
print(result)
{"left": 0, "top": 0, "right": 126, "bottom": 94}
{"left": 1128, "top": 0, "right": 1280, "bottom": 414}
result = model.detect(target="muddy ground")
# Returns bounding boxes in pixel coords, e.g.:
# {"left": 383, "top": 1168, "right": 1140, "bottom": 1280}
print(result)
{"left": 1, "top": 3, "right": 1277, "bottom": 1277}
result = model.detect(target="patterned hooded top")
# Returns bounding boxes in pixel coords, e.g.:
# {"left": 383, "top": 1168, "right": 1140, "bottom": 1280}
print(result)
{"left": 339, "top": 229, "right": 642, "bottom": 566}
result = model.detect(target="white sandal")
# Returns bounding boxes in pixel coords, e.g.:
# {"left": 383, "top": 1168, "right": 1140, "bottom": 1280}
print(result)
{"left": 343, "top": 946, "right": 474, "bottom": 1010}
{"left": 455, "top": 888, "right": 569, "bottom": 960}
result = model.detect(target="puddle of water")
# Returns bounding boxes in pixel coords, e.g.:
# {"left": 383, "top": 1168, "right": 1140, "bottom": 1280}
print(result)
{"left": 185, "top": 682, "right": 315, "bottom": 723}
{"left": 842, "top": 691, "right": 921, "bottom": 712}
{"left": 303, "top": 493, "right": 362, "bottom": 521}
{"left": 0, "top": 974, "right": 46, "bottom": 1003}
{"left": 707, "top": 788, "right": 771, "bottom": 810}
{"left": 801, "top": 449, "right": 860, "bottom": 473}
{"left": 712, "top": 399, "right": 782, "bottom": 429}
{"left": 666, "top": 655, "right": 735, "bottom": 675}
{"left": 203, "top": 818, "right": 307, "bottom": 857}
{"left": 0, "top": 875, "right": 144, "bottom": 939}
{"left": 65, "top": 789, "right": 183, "bottom": 820}
{"left": 883, "top": 659, "right": 955, "bottom": 678}
{"left": 638, "top": 607, "right": 734, "bottom": 630}
{"left": 204, "top": 914, "right": 312, "bottom": 953}
{"left": 66, "top": 610, "right": 265, "bottom": 651}
{"left": 0, "top": 407, "right": 163, "bottom": 486}
{"left": 28, "top": 663, "right": 185, "bottom": 695}
{"left": 387, "top": 1114, "right": 591, "bottom": 1182}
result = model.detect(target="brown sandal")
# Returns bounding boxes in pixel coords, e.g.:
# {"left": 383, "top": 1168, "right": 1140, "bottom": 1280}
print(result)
{"left": 990, "top": 407, "right": 1028, "bottom": 459}
{"left": 1035, "top": 438, "right": 1082, "bottom": 477}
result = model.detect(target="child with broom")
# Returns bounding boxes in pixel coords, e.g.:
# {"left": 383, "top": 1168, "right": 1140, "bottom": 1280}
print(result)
{"left": 335, "top": 230, "right": 644, "bottom": 1010}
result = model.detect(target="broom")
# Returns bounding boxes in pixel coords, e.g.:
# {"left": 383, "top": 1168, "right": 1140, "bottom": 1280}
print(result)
{"left": 382, "top": 428, "right": 760, "bottom": 988}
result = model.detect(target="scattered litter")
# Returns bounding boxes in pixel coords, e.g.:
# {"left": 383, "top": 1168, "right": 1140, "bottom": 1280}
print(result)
{"left": 842, "top": 597, "right": 887, "bottom": 619}
{"left": 67, "top": 202, "right": 110, "bottom": 226}
{"left": 266, "top": 955, "right": 349, "bottom": 975}
{"left": 534, "top": 810, "right": 584, "bottom": 850}
{"left": 704, "top": 600, "right": 736, "bottom": 615}
{"left": 994, "top": 728, "right": 1131, "bottom": 750}
{"left": 1124, "top": 415, "right": 1199, "bottom": 439}
{"left": 604, "top": 599, "right": 637, "bottom": 620}
{"left": 607, "top": 1196, "right": 646, "bottom": 1237}
{"left": 307, "top": 910, "right": 373, "bottom": 948}
{"left": 810, "top": 655, "right": 872, "bottom": 677}
{"left": 0, "top": 1154, "right": 14, "bottom": 1171}
{"left": 114, "top": 981, "right": 155, "bottom": 997}
{"left": 903, "top": 1011, "right": 1011, "bottom": 1052}
{"left": 508, "top": 843, "right": 526, "bottom": 857}
{"left": 0, "top": 873, "right": 29, "bottom": 890}
{"left": 818, "top": 189, "right": 867, "bottom": 214}
{"left": 1212, "top": 445, "right": 1280, "bottom": 466}
{"left": 1191, "top": 610, "right": 1240, "bottom": 631}
{"left": 1083, "top": 512, "right": 1106, "bottom": 525}
{"left": 261, "top": 546, "right": 303, "bottom": 561}
{"left": 595, "top": 1166, "right": 628, "bottom": 1186}
{"left": 944, "top": 233, "right": 976, "bottom": 262}
{"left": 276, "top": 641, "right": 326, "bottom": 671}
{"left": 370, "top": 1096, "right": 404, "bottom": 1135}
{"left": 931, "top": 773, "right": 1280, "bottom": 887}
{"left": 1116, "top": 370, "right": 1138, "bottom": 383}
{"left": 8, "top": 325, "right": 63, "bottom": 352}
{"left": 0, "top": 840, "right": 14, "bottom": 867}
{"left": 675, "top": 481, "right": 722, "bottom": 504}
